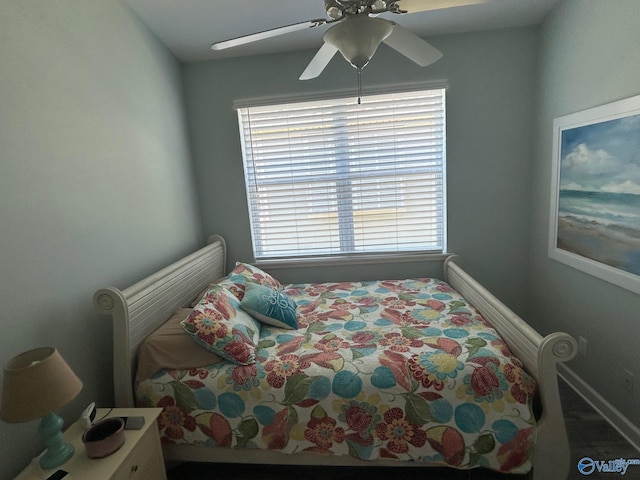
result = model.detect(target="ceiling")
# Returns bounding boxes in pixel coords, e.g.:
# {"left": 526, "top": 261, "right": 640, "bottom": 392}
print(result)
{"left": 125, "top": 0, "right": 561, "bottom": 63}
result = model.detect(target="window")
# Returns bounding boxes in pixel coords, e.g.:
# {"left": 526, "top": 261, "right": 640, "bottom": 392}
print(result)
{"left": 237, "top": 87, "right": 446, "bottom": 260}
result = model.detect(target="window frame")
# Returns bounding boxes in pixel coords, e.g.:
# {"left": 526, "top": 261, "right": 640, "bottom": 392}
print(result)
{"left": 235, "top": 83, "right": 448, "bottom": 263}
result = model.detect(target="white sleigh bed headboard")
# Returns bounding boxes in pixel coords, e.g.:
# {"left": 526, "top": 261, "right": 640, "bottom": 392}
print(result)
{"left": 93, "top": 235, "right": 227, "bottom": 408}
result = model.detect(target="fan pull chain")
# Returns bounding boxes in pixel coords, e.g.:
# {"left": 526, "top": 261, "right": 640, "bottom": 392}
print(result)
{"left": 357, "top": 68, "right": 362, "bottom": 105}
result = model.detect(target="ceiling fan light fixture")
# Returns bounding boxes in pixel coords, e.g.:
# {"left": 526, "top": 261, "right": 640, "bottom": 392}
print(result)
{"left": 324, "top": 16, "right": 393, "bottom": 70}
{"left": 371, "top": 0, "right": 389, "bottom": 12}
{"left": 326, "top": 6, "right": 343, "bottom": 19}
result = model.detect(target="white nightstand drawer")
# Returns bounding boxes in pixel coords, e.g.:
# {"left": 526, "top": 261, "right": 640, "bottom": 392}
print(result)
{"left": 113, "top": 419, "right": 165, "bottom": 480}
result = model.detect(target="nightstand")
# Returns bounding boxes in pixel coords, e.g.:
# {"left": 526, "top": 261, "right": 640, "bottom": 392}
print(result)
{"left": 15, "top": 408, "right": 167, "bottom": 480}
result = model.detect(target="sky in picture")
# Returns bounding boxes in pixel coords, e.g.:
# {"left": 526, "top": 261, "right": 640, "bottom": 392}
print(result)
{"left": 560, "top": 113, "right": 640, "bottom": 194}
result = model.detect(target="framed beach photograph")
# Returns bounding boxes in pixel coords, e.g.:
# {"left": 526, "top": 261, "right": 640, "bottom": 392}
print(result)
{"left": 549, "top": 93, "right": 640, "bottom": 295}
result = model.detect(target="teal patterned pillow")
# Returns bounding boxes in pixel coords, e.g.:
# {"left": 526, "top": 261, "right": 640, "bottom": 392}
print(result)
{"left": 240, "top": 283, "right": 298, "bottom": 330}
{"left": 181, "top": 285, "right": 261, "bottom": 365}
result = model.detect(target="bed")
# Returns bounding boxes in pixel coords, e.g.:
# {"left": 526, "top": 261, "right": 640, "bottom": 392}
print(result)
{"left": 93, "top": 235, "right": 577, "bottom": 479}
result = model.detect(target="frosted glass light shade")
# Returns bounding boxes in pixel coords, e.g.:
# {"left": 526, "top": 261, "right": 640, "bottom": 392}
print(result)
{"left": 324, "top": 15, "right": 393, "bottom": 69}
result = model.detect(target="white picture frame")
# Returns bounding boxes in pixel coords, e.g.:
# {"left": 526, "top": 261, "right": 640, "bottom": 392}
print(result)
{"left": 549, "top": 94, "right": 640, "bottom": 295}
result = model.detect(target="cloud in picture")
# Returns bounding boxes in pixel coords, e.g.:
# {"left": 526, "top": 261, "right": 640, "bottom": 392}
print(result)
{"left": 560, "top": 113, "right": 640, "bottom": 195}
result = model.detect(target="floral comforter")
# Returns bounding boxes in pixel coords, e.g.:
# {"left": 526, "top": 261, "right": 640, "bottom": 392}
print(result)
{"left": 136, "top": 278, "right": 537, "bottom": 473}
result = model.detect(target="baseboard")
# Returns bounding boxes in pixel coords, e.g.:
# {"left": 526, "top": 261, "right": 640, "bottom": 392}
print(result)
{"left": 558, "top": 364, "right": 640, "bottom": 453}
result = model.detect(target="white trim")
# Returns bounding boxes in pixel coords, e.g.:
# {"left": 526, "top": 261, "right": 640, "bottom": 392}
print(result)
{"left": 233, "top": 80, "right": 448, "bottom": 109}
{"left": 558, "top": 364, "right": 640, "bottom": 453}
{"left": 255, "top": 252, "right": 452, "bottom": 270}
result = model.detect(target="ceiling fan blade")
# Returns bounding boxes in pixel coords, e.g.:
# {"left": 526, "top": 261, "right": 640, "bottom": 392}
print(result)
{"left": 299, "top": 42, "right": 339, "bottom": 80}
{"left": 394, "top": 0, "right": 490, "bottom": 14}
{"left": 383, "top": 23, "right": 442, "bottom": 67}
{"left": 212, "top": 19, "right": 328, "bottom": 51}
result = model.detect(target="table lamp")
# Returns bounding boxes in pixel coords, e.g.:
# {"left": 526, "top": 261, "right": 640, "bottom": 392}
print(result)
{"left": 1, "top": 347, "right": 83, "bottom": 470}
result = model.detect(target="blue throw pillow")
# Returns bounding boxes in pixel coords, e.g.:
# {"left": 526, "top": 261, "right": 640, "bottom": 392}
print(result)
{"left": 240, "top": 283, "right": 298, "bottom": 330}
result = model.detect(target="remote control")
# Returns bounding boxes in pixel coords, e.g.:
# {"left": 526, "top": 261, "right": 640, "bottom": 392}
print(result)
{"left": 123, "top": 415, "right": 145, "bottom": 430}
{"left": 46, "top": 470, "right": 69, "bottom": 480}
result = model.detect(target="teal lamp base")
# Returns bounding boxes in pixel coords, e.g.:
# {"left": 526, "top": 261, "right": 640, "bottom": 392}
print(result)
{"left": 38, "top": 412, "right": 75, "bottom": 470}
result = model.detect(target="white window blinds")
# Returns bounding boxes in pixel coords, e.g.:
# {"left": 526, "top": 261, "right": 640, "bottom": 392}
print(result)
{"left": 237, "top": 88, "right": 446, "bottom": 260}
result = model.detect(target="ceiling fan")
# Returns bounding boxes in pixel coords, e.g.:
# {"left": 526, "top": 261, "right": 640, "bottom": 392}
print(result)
{"left": 211, "top": 0, "right": 489, "bottom": 80}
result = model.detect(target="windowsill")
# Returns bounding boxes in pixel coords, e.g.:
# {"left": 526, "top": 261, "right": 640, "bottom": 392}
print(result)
{"left": 255, "top": 252, "right": 453, "bottom": 270}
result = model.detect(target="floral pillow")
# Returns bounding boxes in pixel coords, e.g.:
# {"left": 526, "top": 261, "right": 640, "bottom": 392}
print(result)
{"left": 216, "top": 274, "right": 247, "bottom": 301}
{"left": 240, "top": 283, "right": 299, "bottom": 330}
{"left": 180, "top": 285, "right": 261, "bottom": 365}
{"left": 230, "top": 262, "right": 281, "bottom": 290}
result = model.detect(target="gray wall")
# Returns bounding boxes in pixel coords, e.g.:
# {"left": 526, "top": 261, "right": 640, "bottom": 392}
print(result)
{"left": 529, "top": 0, "right": 640, "bottom": 426}
{"left": 184, "top": 27, "right": 538, "bottom": 312}
{"left": 5, "top": 1, "right": 639, "bottom": 477}
{"left": 0, "top": 2, "right": 202, "bottom": 478}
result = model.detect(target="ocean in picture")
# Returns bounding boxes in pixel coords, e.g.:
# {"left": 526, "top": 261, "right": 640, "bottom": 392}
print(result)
{"left": 556, "top": 189, "right": 640, "bottom": 275}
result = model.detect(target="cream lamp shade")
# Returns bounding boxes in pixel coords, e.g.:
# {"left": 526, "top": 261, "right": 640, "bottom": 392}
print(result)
{"left": 1, "top": 347, "right": 83, "bottom": 469}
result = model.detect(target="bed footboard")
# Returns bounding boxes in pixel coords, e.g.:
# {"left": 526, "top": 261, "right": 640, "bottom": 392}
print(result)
{"left": 444, "top": 256, "right": 577, "bottom": 480}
